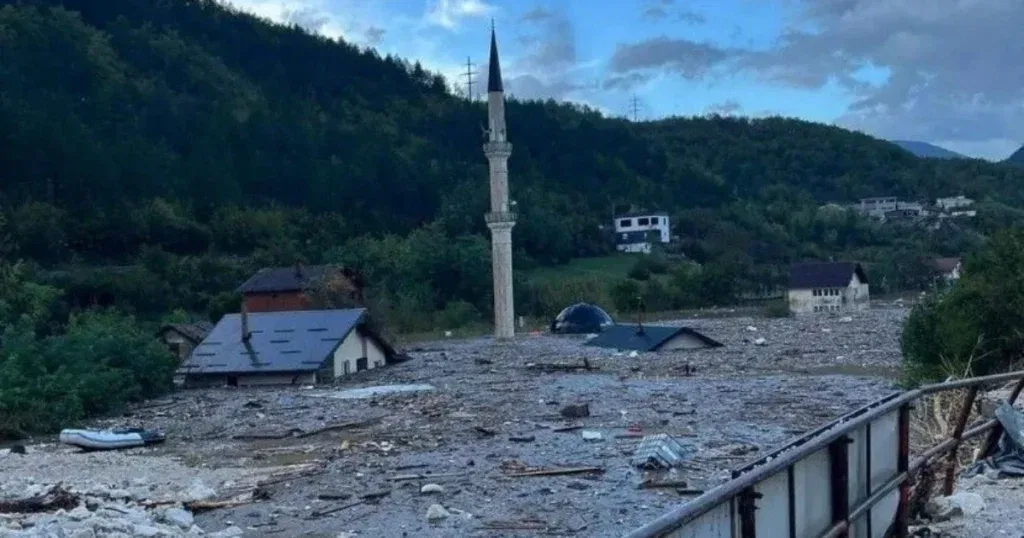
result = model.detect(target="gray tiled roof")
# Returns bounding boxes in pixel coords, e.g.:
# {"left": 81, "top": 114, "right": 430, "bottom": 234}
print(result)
{"left": 586, "top": 324, "right": 723, "bottom": 352}
{"left": 158, "top": 321, "right": 214, "bottom": 344}
{"left": 789, "top": 262, "right": 868, "bottom": 289}
{"left": 236, "top": 265, "right": 336, "bottom": 293}
{"left": 178, "top": 309, "right": 390, "bottom": 375}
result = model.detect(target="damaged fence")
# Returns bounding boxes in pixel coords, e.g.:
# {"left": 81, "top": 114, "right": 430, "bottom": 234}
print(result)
{"left": 625, "top": 370, "right": 1024, "bottom": 538}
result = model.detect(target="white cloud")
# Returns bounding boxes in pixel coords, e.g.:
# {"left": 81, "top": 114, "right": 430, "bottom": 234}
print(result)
{"left": 424, "top": 0, "right": 496, "bottom": 30}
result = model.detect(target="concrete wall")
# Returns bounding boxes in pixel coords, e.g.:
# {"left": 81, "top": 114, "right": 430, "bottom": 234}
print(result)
{"left": 332, "top": 329, "right": 386, "bottom": 377}
{"left": 160, "top": 332, "right": 193, "bottom": 361}
{"left": 239, "top": 373, "right": 316, "bottom": 386}
{"left": 242, "top": 291, "right": 309, "bottom": 313}
{"left": 789, "top": 273, "right": 870, "bottom": 315}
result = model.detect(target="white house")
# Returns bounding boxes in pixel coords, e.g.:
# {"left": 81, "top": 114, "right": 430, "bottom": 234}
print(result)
{"left": 614, "top": 212, "right": 670, "bottom": 254}
{"left": 932, "top": 257, "right": 962, "bottom": 283}
{"left": 177, "top": 308, "right": 404, "bottom": 387}
{"left": 936, "top": 196, "right": 977, "bottom": 218}
{"left": 788, "top": 262, "right": 870, "bottom": 315}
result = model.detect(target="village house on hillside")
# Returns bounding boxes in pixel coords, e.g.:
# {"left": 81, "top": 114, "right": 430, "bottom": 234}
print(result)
{"left": 787, "top": 262, "right": 870, "bottom": 315}
{"left": 932, "top": 257, "right": 963, "bottom": 284}
{"left": 613, "top": 212, "right": 671, "bottom": 254}
{"left": 176, "top": 308, "right": 402, "bottom": 387}
{"left": 238, "top": 264, "right": 361, "bottom": 313}
{"left": 157, "top": 321, "right": 214, "bottom": 362}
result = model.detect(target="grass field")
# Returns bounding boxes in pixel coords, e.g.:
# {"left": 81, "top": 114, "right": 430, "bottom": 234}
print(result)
{"left": 526, "top": 254, "right": 639, "bottom": 283}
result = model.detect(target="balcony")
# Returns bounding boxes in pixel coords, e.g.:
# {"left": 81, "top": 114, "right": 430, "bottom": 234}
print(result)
{"left": 485, "top": 211, "right": 517, "bottom": 224}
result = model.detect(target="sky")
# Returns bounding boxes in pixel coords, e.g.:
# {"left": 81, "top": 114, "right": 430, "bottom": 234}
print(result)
{"left": 223, "top": 0, "right": 1024, "bottom": 161}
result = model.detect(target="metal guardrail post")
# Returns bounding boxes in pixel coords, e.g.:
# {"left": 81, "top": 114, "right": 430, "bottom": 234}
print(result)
{"left": 978, "top": 376, "right": 1024, "bottom": 459}
{"left": 828, "top": 436, "right": 852, "bottom": 538}
{"left": 942, "top": 386, "right": 979, "bottom": 495}
{"left": 893, "top": 402, "right": 911, "bottom": 538}
{"left": 738, "top": 487, "right": 760, "bottom": 538}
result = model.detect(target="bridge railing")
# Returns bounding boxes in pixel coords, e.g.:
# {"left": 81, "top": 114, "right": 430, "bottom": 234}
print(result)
{"left": 624, "top": 370, "right": 1024, "bottom": 538}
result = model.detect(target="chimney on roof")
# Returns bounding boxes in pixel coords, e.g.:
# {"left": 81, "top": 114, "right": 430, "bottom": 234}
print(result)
{"left": 241, "top": 303, "right": 251, "bottom": 342}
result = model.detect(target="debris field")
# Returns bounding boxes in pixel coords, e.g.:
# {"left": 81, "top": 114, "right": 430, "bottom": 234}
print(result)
{"left": 0, "top": 307, "right": 908, "bottom": 537}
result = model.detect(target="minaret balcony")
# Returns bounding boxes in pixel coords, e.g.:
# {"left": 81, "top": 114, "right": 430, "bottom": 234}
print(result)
{"left": 485, "top": 211, "right": 517, "bottom": 225}
{"left": 483, "top": 141, "right": 513, "bottom": 155}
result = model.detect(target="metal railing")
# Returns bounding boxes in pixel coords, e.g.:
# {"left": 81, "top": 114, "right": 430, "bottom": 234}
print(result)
{"left": 625, "top": 370, "right": 1024, "bottom": 538}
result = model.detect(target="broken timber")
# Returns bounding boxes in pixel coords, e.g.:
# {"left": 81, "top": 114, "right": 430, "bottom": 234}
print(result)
{"left": 505, "top": 467, "right": 604, "bottom": 478}
{"left": 0, "top": 484, "right": 78, "bottom": 514}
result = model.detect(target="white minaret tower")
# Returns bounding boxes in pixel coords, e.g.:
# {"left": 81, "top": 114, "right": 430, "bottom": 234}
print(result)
{"left": 483, "top": 23, "right": 516, "bottom": 340}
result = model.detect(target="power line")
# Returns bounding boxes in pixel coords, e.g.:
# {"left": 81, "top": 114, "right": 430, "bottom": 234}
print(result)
{"left": 629, "top": 94, "right": 641, "bottom": 122}
{"left": 461, "top": 57, "right": 477, "bottom": 101}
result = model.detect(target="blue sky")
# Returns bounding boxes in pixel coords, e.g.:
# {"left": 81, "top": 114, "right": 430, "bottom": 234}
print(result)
{"left": 226, "top": 0, "right": 1024, "bottom": 161}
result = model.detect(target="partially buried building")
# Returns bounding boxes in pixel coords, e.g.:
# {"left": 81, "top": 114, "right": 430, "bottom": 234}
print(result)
{"left": 787, "top": 261, "right": 870, "bottom": 315}
{"left": 176, "top": 308, "right": 404, "bottom": 387}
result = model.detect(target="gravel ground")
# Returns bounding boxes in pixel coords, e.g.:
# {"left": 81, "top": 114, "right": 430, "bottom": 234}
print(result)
{"left": 0, "top": 306, "right": 909, "bottom": 537}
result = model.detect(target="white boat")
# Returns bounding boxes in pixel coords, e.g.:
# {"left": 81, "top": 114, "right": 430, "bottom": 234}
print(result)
{"left": 59, "top": 428, "right": 166, "bottom": 450}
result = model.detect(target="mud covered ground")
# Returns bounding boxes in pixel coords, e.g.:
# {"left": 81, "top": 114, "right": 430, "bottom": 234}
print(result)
{"left": 0, "top": 306, "right": 909, "bottom": 537}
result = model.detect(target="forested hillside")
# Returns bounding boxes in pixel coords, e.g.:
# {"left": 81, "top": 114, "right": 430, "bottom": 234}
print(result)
{"left": 3, "top": 0, "right": 1024, "bottom": 328}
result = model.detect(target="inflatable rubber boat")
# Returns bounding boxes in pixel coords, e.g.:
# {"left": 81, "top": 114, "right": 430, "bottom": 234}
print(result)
{"left": 59, "top": 428, "right": 166, "bottom": 450}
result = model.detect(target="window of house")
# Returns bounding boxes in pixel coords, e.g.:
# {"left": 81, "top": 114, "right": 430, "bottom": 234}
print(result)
{"left": 356, "top": 357, "right": 368, "bottom": 371}
{"left": 343, "top": 360, "right": 350, "bottom": 375}
{"left": 638, "top": 218, "right": 649, "bottom": 226}
{"left": 650, "top": 217, "right": 658, "bottom": 224}
{"left": 619, "top": 219, "right": 632, "bottom": 227}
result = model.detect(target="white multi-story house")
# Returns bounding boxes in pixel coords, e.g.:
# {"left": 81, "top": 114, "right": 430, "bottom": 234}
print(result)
{"left": 936, "top": 195, "right": 976, "bottom": 217}
{"left": 613, "top": 212, "right": 670, "bottom": 254}
{"left": 787, "top": 262, "right": 870, "bottom": 315}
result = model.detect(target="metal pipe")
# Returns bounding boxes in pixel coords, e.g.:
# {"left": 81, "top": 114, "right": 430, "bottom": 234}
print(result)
{"left": 818, "top": 471, "right": 909, "bottom": 538}
{"left": 978, "top": 376, "right": 1024, "bottom": 458}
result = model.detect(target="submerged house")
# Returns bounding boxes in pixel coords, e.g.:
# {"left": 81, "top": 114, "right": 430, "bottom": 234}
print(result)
{"left": 177, "top": 308, "right": 402, "bottom": 387}
{"left": 157, "top": 321, "right": 214, "bottom": 362}
{"left": 788, "top": 262, "right": 870, "bottom": 315}
{"left": 238, "top": 264, "right": 361, "bottom": 313}
{"left": 586, "top": 324, "right": 723, "bottom": 352}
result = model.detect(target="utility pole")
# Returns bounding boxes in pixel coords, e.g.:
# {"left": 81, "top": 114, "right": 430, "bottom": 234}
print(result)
{"left": 630, "top": 94, "right": 641, "bottom": 122}
{"left": 462, "top": 57, "right": 477, "bottom": 101}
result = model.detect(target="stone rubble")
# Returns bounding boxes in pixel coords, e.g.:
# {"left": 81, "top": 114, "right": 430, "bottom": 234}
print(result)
{"left": 0, "top": 306, "right": 909, "bottom": 537}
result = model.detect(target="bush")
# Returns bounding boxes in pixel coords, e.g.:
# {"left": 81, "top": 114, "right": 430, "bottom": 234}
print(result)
{"left": 0, "top": 310, "right": 177, "bottom": 437}
{"left": 901, "top": 229, "right": 1024, "bottom": 384}
{"left": 762, "top": 300, "right": 791, "bottom": 318}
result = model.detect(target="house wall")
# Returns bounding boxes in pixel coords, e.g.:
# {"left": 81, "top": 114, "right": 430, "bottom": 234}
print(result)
{"left": 788, "top": 273, "right": 870, "bottom": 315}
{"left": 243, "top": 291, "right": 309, "bottom": 313}
{"left": 160, "top": 332, "right": 193, "bottom": 361}
{"left": 613, "top": 215, "right": 670, "bottom": 243}
{"left": 332, "top": 329, "right": 386, "bottom": 377}
{"left": 182, "top": 372, "right": 316, "bottom": 387}
{"left": 660, "top": 333, "right": 715, "bottom": 351}
{"left": 616, "top": 242, "right": 652, "bottom": 254}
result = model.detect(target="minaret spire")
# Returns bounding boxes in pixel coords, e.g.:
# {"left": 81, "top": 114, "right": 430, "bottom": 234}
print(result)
{"left": 487, "top": 22, "right": 503, "bottom": 93}
{"left": 483, "top": 23, "right": 515, "bottom": 340}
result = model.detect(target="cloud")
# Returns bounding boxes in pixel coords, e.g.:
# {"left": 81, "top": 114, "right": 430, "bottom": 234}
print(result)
{"left": 284, "top": 6, "right": 330, "bottom": 35}
{"left": 495, "top": 8, "right": 587, "bottom": 101}
{"left": 640, "top": 0, "right": 704, "bottom": 24}
{"left": 736, "top": 0, "right": 1024, "bottom": 155}
{"left": 608, "top": 37, "right": 735, "bottom": 79}
{"left": 705, "top": 99, "right": 742, "bottom": 116}
{"left": 424, "top": 0, "right": 496, "bottom": 30}
{"left": 364, "top": 26, "right": 386, "bottom": 46}
{"left": 677, "top": 10, "right": 706, "bottom": 24}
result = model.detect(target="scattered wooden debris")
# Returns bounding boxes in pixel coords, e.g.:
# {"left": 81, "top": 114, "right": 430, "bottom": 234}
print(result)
{"left": 360, "top": 490, "right": 391, "bottom": 502}
{"left": 527, "top": 359, "right": 598, "bottom": 373}
{"left": 394, "top": 463, "right": 430, "bottom": 471}
{"left": 388, "top": 472, "right": 465, "bottom": 482}
{"left": 0, "top": 484, "right": 78, "bottom": 514}
{"left": 294, "top": 418, "right": 378, "bottom": 439}
{"left": 505, "top": 467, "right": 605, "bottom": 478}
{"left": 317, "top": 492, "right": 352, "bottom": 501}
{"left": 675, "top": 489, "right": 704, "bottom": 496}
{"left": 509, "top": 435, "right": 535, "bottom": 443}
{"left": 479, "top": 518, "right": 550, "bottom": 531}
{"left": 310, "top": 499, "right": 364, "bottom": 518}
{"left": 638, "top": 479, "right": 689, "bottom": 490}
{"left": 552, "top": 425, "right": 583, "bottom": 433}
{"left": 232, "top": 429, "right": 302, "bottom": 440}
{"left": 186, "top": 499, "right": 251, "bottom": 514}
{"left": 559, "top": 404, "right": 590, "bottom": 419}
{"left": 474, "top": 426, "right": 497, "bottom": 437}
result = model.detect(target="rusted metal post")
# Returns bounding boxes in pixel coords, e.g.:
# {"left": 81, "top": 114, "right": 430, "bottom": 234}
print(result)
{"left": 893, "top": 403, "right": 911, "bottom": 538}
{"left": 738, "top": 487, "right": 760, "bottom": 538}
{"left": 978, "top": 376, "right": 1024, "bottom": 459}
{"left": 942, "top": 386, "right": 979, "bottom": 495}
{"left": 828, "top": 436, "right": 851, "bottom": 538}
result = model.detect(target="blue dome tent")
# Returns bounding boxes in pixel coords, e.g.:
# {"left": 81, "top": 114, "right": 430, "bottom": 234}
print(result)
{"left": 550, "top": 302, "right": 615, "bottom": 334}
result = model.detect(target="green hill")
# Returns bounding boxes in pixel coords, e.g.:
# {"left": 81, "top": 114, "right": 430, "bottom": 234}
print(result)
{"left": 2, "top": 0, "right": 1024, "bottom": 327}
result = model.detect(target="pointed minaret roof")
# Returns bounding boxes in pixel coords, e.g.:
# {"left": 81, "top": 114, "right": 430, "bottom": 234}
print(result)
{"left": 487, "top": 22, "right": 503, "bottom": 93}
